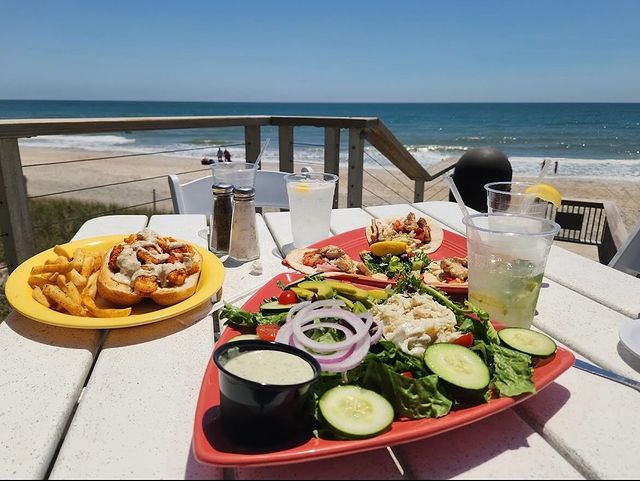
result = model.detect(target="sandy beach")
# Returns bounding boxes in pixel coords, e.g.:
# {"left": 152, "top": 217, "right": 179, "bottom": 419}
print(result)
{"left": 19, "top": 146, "right": 640, "bottom": 260}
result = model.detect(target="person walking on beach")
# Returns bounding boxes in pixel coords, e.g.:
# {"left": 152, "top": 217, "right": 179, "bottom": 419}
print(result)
{"left": 223, "top": 149, "right": 231, "bottom": 162}
{"left": 217, "top": 147, "right": 223, "bottom": 162}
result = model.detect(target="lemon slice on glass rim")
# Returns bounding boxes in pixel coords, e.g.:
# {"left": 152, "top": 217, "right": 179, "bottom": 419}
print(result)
{"left": 524, "top": 183, "right": 562, "bottom": 208}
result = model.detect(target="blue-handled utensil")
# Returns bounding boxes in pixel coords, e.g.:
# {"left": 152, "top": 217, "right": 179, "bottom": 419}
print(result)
{"left": 573, "top": 359, "right": 640, "bottom": 393}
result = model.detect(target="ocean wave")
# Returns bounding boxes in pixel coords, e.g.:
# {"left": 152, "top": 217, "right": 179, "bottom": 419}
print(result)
{"left": 406, "top": 144, "right": 469, "bottom": 153}
{"left": 21, "top": 134, "right": 136, "bottom": 150}
{"left": 189, "top": 139, "right": 235, "bottom": 146}
{"left": 19, "top": 136, "right": 640, "bottom": 180}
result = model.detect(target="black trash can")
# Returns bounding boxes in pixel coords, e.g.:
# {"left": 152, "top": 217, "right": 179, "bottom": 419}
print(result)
{"left": 449, "top": 147, "right": 513, "bottom": 212}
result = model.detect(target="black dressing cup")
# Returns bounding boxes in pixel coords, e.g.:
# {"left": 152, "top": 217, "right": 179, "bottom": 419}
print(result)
{"left": 213, "top": 340, "right": 321, "bottom": 446}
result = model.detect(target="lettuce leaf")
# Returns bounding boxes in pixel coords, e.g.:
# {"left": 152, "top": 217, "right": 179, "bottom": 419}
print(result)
{"left": 488, "top": 344, "right": 536, "bottom": 397}
{"left": 356, "top": 357, "right": 452, "bottom": 419}
{"left": 220, "top": 303, "right": 288, "bottom": 329}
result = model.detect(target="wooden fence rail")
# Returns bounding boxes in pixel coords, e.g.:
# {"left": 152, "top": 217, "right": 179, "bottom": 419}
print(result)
{"left": 0, "top": 115, "right": 456, "bottom": 271}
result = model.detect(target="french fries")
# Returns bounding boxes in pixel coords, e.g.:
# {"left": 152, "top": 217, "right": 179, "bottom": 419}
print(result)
{"left": 32, "top": 286, "right": 51, "bottom": 308}
{"left": 28, "top": 244, "right": 132, "bottom": 319}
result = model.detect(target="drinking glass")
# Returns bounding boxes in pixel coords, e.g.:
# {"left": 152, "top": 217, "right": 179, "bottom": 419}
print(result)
{"left": 211, "top": 161, "right": 259, "bottom": 188}
{"left": 285, "top": 172, "right": 338, "bottom": 248}
{"left": 463, "top": 213, "right": 560, "bottom": 328}
{"left": 485, "top": 181, "right": 549, "bottom": 217}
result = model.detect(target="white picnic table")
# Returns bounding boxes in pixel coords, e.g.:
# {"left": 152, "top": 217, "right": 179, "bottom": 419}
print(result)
{"left": 1, "top": 202, "right": 640, "bottom": 480}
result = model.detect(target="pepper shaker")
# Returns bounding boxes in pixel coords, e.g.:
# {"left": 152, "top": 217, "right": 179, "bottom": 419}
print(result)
{"left": 210, "top": 183, "right": 233, "bottom": 254}
{"left": 228, "top": 186, "right": 260, "bottom": 261}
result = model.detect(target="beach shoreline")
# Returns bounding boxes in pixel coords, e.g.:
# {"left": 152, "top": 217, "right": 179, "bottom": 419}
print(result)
{"left": 18, "top": 145, "right": 640, "bottom": 239}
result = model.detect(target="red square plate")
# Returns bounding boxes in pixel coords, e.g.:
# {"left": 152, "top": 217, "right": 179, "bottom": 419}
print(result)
{"left": 192, "top": 272, "right": 575, "bottom": 468}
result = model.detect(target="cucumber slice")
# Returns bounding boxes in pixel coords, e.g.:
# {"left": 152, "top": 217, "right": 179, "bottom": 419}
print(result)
{"left": 424, "top": 343, "right": 490, "bottom": 391}
{"left": 319, "top": 385, "right": 394, "bottom": 439}
{"left": 498, "top": 328, "right": 557, "bottom": 357}
{"left": 259, "top": 300, "right": 295, "bottom": 314}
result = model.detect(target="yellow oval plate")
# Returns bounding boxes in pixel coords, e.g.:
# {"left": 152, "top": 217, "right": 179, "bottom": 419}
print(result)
{"left": 4, "top": 235, "right": 225, "bottom": 329}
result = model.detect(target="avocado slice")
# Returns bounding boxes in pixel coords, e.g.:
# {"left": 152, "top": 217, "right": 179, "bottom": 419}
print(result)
{"left": 296, "top": 280, "right": 335, "bottom": 300}
{"left": 349, "top": 286, "right": 371, "bottom": 302}
{"left": 323, "top": 280, "right": 370, "bottom": 302}
{"left": 323, "top": 280, "right": 360, "bottom": 297}
{"left": 290, "top": 286, "right": 315, "bottom": 300}
{"left": 367, "top": 289, "right": 389, "bottom": 302}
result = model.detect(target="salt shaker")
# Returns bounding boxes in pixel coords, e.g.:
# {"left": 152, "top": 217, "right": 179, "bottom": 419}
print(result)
{"left": 228, "top": 186, "right": 260, "bottom": 261}
{"left": 209, "top": 183, "right": 233, "bottom": 254}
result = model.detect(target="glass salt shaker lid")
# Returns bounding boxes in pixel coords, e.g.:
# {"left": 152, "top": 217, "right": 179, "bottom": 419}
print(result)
{"left": 233, "top": 186, "right": 255, "bottom": 200}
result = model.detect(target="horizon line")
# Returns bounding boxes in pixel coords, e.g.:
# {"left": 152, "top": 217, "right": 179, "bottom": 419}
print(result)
{"left": 2, "top": 98, "right": 640, "bottom": 105}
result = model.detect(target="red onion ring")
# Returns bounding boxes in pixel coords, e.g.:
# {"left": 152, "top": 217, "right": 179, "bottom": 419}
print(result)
{"left": 273, "top": 299, "right": 383, "bottom": 373}
{"left": 292, "top": 308, "right": 367, "bottom": 353}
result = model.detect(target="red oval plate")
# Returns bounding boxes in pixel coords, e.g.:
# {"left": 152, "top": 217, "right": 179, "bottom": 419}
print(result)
{"left": 192, "top": 272, "right": 575, "bottom": 468}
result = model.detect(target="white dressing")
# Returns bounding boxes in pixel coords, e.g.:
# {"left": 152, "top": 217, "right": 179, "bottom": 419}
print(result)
{"left": 224, "top": 349, "right": 315, "bottom": 385}
{"left": 112, "top": 229, "right": 194, "bottom": 288}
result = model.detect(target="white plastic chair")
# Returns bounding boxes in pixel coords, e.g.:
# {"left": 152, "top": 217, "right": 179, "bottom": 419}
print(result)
{"left": 609, "top": 220, "right": 640, "bottom": 278}
{"left": 168, "top": 170, "right": 293, "bottom": 214}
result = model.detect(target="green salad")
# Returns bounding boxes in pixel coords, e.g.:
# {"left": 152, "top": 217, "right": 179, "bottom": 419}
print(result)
{"left": 219, "top": 273, "right": 554, "bottom": 440}
{"left": 360, "top": 250, "right": 431, "bottom": 280}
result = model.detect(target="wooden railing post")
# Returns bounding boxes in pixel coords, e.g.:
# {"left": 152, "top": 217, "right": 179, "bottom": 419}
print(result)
{"left": 244, "top": 126, "right": 261, "bottom": 163}
{"left": 600, "top": 200, "right": 628, "bottom": 264}
{"left": 324, "top": 127, "right": 340, "bottom": 208}
{"left": 0, "top": 139, "right": 35, "bottom": 270}
{"left": 348, "top": 128, "right": 364, "bottom": 207}
{"left": 414, "top": 179, "right": 425, "bottom": 202}
{"left": 278, "top": 126, "right": 294, "bottom": 173}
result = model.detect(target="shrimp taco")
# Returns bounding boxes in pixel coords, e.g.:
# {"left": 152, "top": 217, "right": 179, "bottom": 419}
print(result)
{"left": 366, "top": 212, "right": 444, "bottom": 254}
{"left": 284, "top": 245, "right": 375, "bottom": 276}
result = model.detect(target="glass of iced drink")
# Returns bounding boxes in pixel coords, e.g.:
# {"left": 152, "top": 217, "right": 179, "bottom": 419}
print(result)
{"left": 285, "top": 172, "right": 338, "bottom": 247}
{"left": 463, "top": 213, "right": 560, "bottom": 328}
{"left": 485, "top": 181, "right": 549, "bottom": 217}
{"left": 211, "top": 162, "right": 259, "bottom": 188}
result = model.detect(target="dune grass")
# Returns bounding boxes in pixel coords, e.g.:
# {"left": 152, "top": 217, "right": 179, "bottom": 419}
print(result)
{"left": 0, "top": 198, "right": 170, "bottom": 321}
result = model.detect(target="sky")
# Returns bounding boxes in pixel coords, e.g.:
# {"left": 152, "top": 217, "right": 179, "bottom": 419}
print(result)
{"left": 1, "top": 0, "right": 639, "bottom": 102}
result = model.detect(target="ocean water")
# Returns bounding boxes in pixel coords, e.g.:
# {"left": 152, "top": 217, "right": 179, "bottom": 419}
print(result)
{"left": 1, "top": 100, "right": 639, "bottom": 179}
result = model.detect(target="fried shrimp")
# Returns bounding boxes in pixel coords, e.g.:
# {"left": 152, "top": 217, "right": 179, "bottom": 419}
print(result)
{"left": 132, "top": 274, "right": 159, "bottom": 294}
{"left": 137, "top": 248, "right": 163, "bottom": 265}
{"left": 167, "top": 268, "right": 187, "bottom": 286}
{"left": 108, "top": 244, "right": 124, "bottom": 272}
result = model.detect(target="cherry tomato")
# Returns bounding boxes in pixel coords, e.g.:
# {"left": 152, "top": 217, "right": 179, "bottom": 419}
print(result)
{"left": 277, "top": 290, "right": 299, "bottom": 305}
{"left": 256, "top": 324, "right": 280, "bottom": 342}
{"left": 400, "top": 371, "right": 414, "bottom": 378}
{"left": 452, "top": 332, "right": 474, "bottom": 348}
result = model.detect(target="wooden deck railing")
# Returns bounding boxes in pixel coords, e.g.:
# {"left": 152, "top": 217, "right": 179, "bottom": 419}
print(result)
{"left": 0, "top": 115, "right": 457, "bottom": 271}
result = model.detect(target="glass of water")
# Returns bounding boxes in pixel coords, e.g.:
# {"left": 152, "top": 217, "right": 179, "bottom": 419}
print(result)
{"left": 285, "top": 172, "right": 338, "bottom": 247}
{"left": 211, "top": 162, "right": 259, "bottom": 188}
{"left": 485, "top": 181, "right": 549, "bottom": 217}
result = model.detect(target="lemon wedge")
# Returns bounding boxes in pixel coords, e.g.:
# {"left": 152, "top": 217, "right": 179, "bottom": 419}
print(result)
{"left": 524, "top": 183, "right": 562, "bottom": 208}
{"left": 369, "top": 241, "right": 408, "bottom": 257}
{"left": 293, "top": 183, "right": 310, "bottom": 193}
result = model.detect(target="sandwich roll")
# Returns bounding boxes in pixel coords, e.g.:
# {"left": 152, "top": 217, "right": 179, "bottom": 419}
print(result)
{"left": 97, "top": 229, "right": 202, "bottom": 307}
